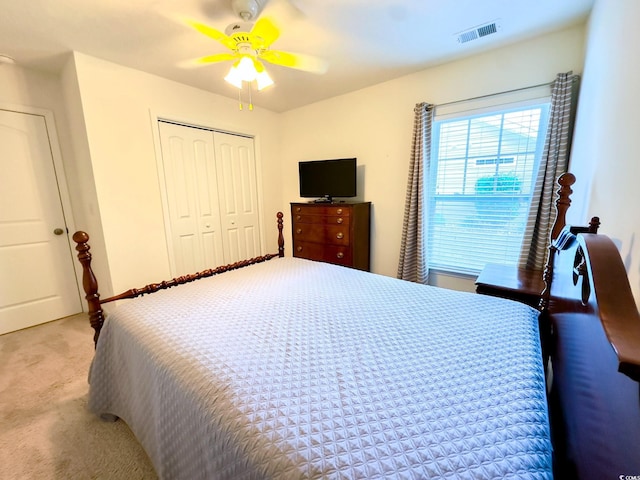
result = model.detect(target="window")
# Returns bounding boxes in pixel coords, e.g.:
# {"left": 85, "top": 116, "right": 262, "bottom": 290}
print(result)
{"left": 427, "top": 99, "right": 550, "bottom": 275}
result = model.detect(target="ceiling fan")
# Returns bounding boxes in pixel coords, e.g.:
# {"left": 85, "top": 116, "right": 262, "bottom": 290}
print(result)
{"left": 186, "top": 0, "right": 328, "bottom": 93}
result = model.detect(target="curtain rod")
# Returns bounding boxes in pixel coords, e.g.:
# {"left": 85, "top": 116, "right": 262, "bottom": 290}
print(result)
{"left": 435, "top": 81, "right": 553, "bottom": 109}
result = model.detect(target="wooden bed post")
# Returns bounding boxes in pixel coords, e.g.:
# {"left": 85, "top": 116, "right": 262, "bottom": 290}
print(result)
{"left": 587, "top": 216, "right": 601, "bottom": 233}
{"left": 72, "top": 231, "right": 105, "bottom": 347}
{"left": 277, "top": 211, "right": 284, "bottom": 257}
{"left": 536, "top": 172, "right": 579, "bottom": 365}
{"left": 550, "top": 172, "right": 575, "bottom": 242}
{"left": 540, "top": 173, "right": 574, "bottom": 312}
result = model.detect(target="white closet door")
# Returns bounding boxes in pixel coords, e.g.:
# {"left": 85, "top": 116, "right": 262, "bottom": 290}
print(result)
{"left": 0, "top": 109, "right": 81, "bottom": 334}
{"left": 158, "top": 123, "right": 262, "bottom": 275}
{"left": 158, "top": 122, "right": 225, "bottom": 276}
{"left": 214, "top": 131, "right": 262, "bottom": 263}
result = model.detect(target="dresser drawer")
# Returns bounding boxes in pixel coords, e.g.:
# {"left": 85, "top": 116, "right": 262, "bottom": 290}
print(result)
{"left": 292, "top": 214, "right": 351, "bottom": 227}
{"left": 293, "top": 241, "right": 352, "bottom": 266}
{"left": 292, "top": 205, "right": 351, "bottom": 217}
{"left": 293, "top": 224, "right": 350, "bottom": 245}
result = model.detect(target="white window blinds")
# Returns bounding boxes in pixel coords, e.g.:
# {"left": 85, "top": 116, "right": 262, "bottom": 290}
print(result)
{"left": 427, "top": 89, "right": 551, "bottom": 275}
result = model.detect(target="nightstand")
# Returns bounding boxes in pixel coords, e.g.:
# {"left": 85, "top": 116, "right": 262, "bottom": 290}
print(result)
{"left": 475, "top": 264, "right": 544, "bottom": 308}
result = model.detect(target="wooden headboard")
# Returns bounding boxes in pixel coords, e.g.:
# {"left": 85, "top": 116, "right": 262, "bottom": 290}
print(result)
{"left": 544, "top": 227, "right": 640, "bottom": 478}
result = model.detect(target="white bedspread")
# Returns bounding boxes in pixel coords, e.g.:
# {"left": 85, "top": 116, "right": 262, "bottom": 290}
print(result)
{"left": 89, "top": 257, "right": 552, "bottom": 479}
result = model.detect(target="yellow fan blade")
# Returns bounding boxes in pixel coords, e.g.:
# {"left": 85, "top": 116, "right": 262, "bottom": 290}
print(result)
{"left": 195, "top": 53, "right": 239, "bottom": 65}
{"left": 186, "top": 19, "right": 236, "bottom": 51}
{"left": 259, "top": 50, "right": 328, "bottom": 74}
{"left": 178, "top": 53, "right": 239, "bottom": 69}
{"left": 250, "top": 17, "right": 280, "bottom": 49}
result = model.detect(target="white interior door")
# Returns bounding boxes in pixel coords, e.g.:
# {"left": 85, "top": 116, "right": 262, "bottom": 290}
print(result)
{"left": 158, "top": 122, "right": 262, "bottom": 275}
{"left": 213, "top": 131, "right": 261, "bottom": 263}
{"left": 0, "top": 109, "right": 81, "bottom": 335}
{"left": 158, "top": 121, "right": 225, "bottom": 276}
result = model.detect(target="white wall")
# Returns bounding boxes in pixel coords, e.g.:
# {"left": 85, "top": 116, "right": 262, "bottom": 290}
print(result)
{"left": 68, "top": 52, "right": 283, "bottom": 295}
{"left": 280, "top": 25, "right": 587, "bottom": 286}
{"left": 569, "top": 0, "right": 640, "bottom": 307}
{"left": 0, "top": 63, "right": 66, "bottom": 120}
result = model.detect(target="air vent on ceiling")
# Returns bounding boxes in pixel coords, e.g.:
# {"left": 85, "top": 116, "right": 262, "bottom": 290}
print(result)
{"left": 456, "top": 20, "right": 501, "bottom": 44}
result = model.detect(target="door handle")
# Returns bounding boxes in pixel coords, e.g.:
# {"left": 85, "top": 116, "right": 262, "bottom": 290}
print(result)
{"left": 53, "top": 228, "right": 65, "bottom": 235}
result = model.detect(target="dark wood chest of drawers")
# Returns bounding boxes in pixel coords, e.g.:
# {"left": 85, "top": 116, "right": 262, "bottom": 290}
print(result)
{"left": 291, "top": 202, "right": 371, "bottom": 271}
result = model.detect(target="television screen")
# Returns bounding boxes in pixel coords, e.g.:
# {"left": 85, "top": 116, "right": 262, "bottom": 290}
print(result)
{"left": 298, "top": 158, "right": 357, "bottom": 202}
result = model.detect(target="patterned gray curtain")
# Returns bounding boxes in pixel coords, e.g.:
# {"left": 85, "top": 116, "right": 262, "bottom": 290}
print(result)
{"left": 397, "top": 102, "right": 434, "bottom": 283}
{"left": 519, "top": 72, "right": 580, "bottom": 269}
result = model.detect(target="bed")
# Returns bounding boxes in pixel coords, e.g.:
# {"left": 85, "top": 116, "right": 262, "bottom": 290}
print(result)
{"left": 72, "top": 175, "right": 640, "bottom": 479}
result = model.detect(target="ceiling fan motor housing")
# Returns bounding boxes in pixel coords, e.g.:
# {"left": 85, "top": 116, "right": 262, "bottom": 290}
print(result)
{"left": 224, "top": 21, "right": 254, "bottom": 37}
{"left": 231, "top": 0, "right": 265, "bottom": 21}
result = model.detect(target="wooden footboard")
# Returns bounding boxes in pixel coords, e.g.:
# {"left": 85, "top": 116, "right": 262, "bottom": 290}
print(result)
{"left": 73, "top": 212, "right": 285, "bottom": 346}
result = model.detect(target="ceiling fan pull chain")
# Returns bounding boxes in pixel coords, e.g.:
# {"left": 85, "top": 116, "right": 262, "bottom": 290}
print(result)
{"left": 249, "top": 82, "right": 254, "bottom": 111}
{"left": 238, "top": 89, "right": 243, "bottom": 110}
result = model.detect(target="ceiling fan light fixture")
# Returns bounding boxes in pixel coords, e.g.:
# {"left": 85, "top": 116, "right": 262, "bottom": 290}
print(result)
{"left": 225, "top": 56, "right": 273, "bottom": 91}
{"left": 255, "top": 70, "right": 273, "bottom": 90}
{"left": 224, "top": 64, "right": 244, "bottom": 89}
{"left": 253, "top": 58, "right": 273, "bottom": 90}
{"left": 236, "top": 56, "right": 259, "bottom": 81}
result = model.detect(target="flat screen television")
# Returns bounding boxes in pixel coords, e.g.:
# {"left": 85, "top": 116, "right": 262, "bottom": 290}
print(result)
{"left": 298, "top": 158, "right": 357, "bottom": 203}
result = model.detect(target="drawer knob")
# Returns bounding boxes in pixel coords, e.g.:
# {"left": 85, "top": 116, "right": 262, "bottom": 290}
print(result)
{"left": 297, "top": 246, "right": 303, "bottom": 252}
{"left": 336, "top": 217, "right": 343, "bottom": 224}
{"left": 336, "top": 232, "right": 344, "bottom": 239}
{"left": 336, "top": 252, "right": 344, "bottom": 259}
{"left": 296, "top": 215, "right": 301, "bottom": 221}
{"left": 336, "top": 208, "right": 343, "bottom": 214}
{"left": 296, "top": 228, "right": 302, "bottom": 234}
{"left": 296, "top": 207, "right": 301, "bottom": 213}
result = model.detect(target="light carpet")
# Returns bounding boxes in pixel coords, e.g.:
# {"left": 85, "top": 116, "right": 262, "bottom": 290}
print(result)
{"left": 0, "top": 314, "right": 157, "bottom": 479}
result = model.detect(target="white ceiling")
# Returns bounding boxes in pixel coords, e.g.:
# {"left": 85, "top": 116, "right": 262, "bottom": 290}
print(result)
{"left": 0, "top": 0, "right": 594, "bottom": 112}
